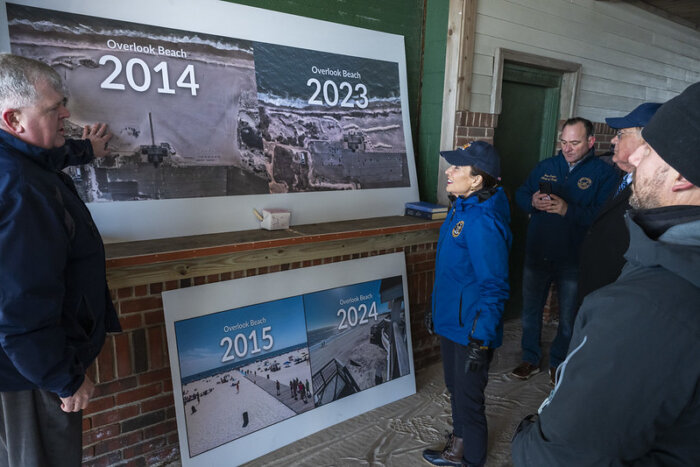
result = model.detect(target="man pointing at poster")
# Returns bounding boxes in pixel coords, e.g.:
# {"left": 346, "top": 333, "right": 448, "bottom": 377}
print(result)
{"left": 0, "top": 54, "right": 121, "bottom": 466}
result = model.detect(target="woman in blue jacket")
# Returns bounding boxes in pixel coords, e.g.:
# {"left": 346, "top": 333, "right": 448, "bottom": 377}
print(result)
{"left": 423, "top": 141, "right": 512, "bottom": 467}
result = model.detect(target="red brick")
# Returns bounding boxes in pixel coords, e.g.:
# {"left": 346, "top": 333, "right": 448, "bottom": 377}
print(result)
{"left": 163, "top": 379, "right": 173, "bottom": 392}
{"left": 141, "top": 394, "right": 174, "bottom": 413}
{"left": 144, "top": 310, "right": 164, "bottom": 326}
{"left": 206, "top": 274, "right": 219, "bottom": 283}
{"left": 97, "top": 336, "right": 115, "bottom": 383}
{"left": 246, "top": 268, "right": 256, "bottom": 277}
{"left": 143, "top": 420, "right": 177, "bottom": 439}
{"left": 86, "top": 363, "right": 97, "bottom": 383}
{"left": 147, "top": 326, "right": 165, "bottom": 369}
{"left": 81, "top": 451, "right": 122, "bottom": 467}
{"left": 114, "top": 333, "right": 132, "bottom": 378}
{"left": 233, "top": 270, "right": 244, "bottom": 279}
{"left": 193, "top": 276, "right": 205, "bottom": 285}
{"left": 134, "top": 285, "right": 147, "bottom": 297}
{"left": 121, "top": 297, "right": 162, "bottom": 314}
{"left": 119, "top": 314, "right": 143, "bottom": 331}
{"left": 83, "top": 445, "right": 95, "bottom": 458}
{"left": 268, "top": 265, "right": 280, "bottom": 272}
{"left": 122, "top": 436, "right": 166, "bottom": 459}
{"left": 83, "top": 423, "right": 121, "bottom": 445}
{"left": 117, "top": 287, "right": 133, "bottom": 299}
{"left": 164, "top": 280, "right": 178, "bottom": 290}
{"left": 93, "top": 376, "right": 138, "bottom": 398}
{"left": 138, "top": 368, "right": 172, "bottom": 386}
{"left": 83, "top": 395, "right": 115, "bottom": 416}
{"left": 258, "top": 266, "right": 269, "bottom": 274}
{"left": 116, "top": 382, "right": 162, "bottom": 406}
{"left": 122, "top": 459, "right": 147, "bottom": 467}
{"left": 145, "top": 446, "right": 180, "bottom": 465}
{"left": 149, "top": 282, "right": 163, "bottom": 294}
{"left": 83, "top": 417, "right": 92, "bottom": 431}
{"left": 92, "top": 404, "right": 140, "bottom": 428}
{"left": 220, "top": 271, "right": 232, "bottom": 281}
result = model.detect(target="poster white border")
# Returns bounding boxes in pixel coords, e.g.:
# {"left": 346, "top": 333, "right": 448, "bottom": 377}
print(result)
{"left": 0, "top": 0, "right": 418, "bottom": 243}
{"left": 161, "top": 252, "right": 415, "bottom": 466}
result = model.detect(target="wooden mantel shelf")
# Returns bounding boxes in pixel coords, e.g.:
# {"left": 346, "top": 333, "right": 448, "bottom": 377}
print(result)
{"left": 105, "top": 216, "right": 441, "bottom": 270}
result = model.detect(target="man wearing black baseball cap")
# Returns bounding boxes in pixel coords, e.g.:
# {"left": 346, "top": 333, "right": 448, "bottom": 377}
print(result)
{"left": 577, "top": 102, "right": 661, "bottom": 305}
{"left": 512, "top": 82, "right": 700, "bottom": 466}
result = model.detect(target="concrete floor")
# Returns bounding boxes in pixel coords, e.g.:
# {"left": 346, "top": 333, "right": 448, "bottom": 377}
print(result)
{"left": 239, "top": 319, "right": 557, "bottom": 467}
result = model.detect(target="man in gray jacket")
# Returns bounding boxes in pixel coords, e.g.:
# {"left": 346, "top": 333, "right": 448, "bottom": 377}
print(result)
{"left": 511, "top": 81, "right": 700, "bottom": 465}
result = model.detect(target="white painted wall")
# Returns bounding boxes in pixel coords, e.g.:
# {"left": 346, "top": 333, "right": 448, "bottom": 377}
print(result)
{"left": 470, "top": 0, "right": 700, "bottom": 121}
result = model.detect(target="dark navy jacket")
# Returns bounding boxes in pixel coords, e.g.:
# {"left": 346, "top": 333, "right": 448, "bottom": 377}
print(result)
{"left": 515, "top": 149, "right": 617, "bottom": 266}
{"left": 431, "top": 187, "right": 512, "bottom": 348}
{"left": 0, "top": 130, "right": 121, "bottom": 398}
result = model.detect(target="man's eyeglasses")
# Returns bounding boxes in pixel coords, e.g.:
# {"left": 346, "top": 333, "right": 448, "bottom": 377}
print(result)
{"left": 615, "top": 129, "right": 640, "bottom": 139}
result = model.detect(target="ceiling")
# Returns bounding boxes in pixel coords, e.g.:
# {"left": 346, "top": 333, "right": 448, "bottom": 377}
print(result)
{"left": 598, "top": 0, "right": 700, "bottom": 30}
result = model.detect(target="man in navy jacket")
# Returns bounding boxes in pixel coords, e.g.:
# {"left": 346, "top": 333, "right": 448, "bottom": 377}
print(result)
{"left": 0, "top": 54, "right": 120, "bottom": 466}
{"left": 510, "top": 118, "right": 616, "bottom": 384}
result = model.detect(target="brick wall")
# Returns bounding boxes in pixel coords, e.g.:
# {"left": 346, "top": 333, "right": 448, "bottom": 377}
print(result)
{"left": 82, "top": 244, "right": 439, "bottom": 466}
{"left": 454, "top": 111, "right": 498, "bottom": 147}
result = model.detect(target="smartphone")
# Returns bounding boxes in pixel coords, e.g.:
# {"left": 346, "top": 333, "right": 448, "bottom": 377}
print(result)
{"left": 538, "top": 181, "right": 552, "bottom": 200}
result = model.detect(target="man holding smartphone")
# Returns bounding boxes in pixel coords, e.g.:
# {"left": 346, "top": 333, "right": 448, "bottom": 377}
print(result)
{"left": 511, "top": 118, "right": 617, "bottom": 385}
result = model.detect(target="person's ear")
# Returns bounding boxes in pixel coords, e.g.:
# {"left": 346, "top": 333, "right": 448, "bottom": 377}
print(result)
{"left": 588, "top": 135, "right": 596, "bottom": 149}
{"left": 473, "top": 174, "right": 483, "bottom": 190}
{"left": 671, "top": 173, "right": 695, "bottom": 192}
{"left": 1, "top": 108, "right": 22, "bottom": 134}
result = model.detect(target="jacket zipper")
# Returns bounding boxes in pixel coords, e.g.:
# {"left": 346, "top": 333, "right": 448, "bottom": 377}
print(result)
{"left": 470, "top": 310, "right": 481, "bottom": 336}
{"left": 433, "top": 204, "right": 458, "bottom": 319}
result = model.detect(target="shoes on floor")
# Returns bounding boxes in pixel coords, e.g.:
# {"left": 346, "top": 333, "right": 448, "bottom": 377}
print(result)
{"left": 422, "top": 432, "right": 463, "bottom": 466}
{"left": 510, "top": 362, "right": 541, "bottom": 380}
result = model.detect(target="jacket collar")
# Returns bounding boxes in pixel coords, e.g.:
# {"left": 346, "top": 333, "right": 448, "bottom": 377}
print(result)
{"left": 624, "top": 206, "right": 700, "bottom": 287}
{"left": 556, "top": 147, "right": 596, "bottom": 171}
{"left": 0, "top": 129, "right": 65, "bottom": 171}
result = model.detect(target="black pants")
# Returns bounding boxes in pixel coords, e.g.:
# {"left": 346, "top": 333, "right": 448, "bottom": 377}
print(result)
{"left": 441, "top": 336, "right": 493, "bottom": 467}
{"left": 0, "top": 389, "right": 82, "bottom": 467}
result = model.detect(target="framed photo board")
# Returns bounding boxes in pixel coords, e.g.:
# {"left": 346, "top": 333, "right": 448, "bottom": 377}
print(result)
{"left": 162, "top": 253, "right": 415, "bottom": 465}
{"left": 0, "top": 0, "right": 418, "bottom": 242}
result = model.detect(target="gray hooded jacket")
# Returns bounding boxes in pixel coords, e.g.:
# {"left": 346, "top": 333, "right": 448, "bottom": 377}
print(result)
{"left": 512, "top": 205, "right": 700, "bottom": 466}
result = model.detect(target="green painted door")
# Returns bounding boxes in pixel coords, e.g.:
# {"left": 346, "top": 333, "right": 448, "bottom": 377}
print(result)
{"left": 494, "top": 63, "right": 561, "bottom": 319}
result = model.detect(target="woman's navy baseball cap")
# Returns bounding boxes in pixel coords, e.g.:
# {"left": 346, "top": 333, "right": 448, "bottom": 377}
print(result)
{"left": 440, "top": 140, "right": 501, "bottom": 179}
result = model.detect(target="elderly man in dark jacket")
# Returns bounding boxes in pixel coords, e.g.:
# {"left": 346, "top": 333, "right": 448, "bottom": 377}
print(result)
{"left": 512, "top": 82, "right": 700, "bottom": 466}
{"left": 576, "top": 102, "right": 660, "bottom": 306}
{"left": 0, "top": 54, "right": 121, "bottom": 466}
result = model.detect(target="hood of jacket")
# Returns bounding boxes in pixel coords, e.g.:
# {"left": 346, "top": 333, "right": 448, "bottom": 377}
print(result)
{"left": 624, "top": 206, "right": 700, "bottom": 288}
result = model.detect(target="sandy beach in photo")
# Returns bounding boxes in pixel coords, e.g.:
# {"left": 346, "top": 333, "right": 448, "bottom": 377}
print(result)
{"left": 182, "top": 347, "right": 313, "bottom": 457}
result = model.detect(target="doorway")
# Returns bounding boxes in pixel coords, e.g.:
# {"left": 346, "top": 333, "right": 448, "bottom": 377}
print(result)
{"left": 494, "top": 62, "right": 562, "bottom": 319}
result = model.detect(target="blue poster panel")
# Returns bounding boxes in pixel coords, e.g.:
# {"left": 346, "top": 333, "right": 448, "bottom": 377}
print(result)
{"left": 162, "top": 254, "right": 415, "bottom": 465}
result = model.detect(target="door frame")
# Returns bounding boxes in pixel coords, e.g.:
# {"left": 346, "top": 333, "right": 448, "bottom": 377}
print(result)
{"left": 491, "top": 48, "right": 582, "bottom": 122}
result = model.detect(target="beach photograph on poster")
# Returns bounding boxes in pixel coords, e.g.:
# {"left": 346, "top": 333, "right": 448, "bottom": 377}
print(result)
{"left": 6, "top": 3, "right": 408, "bottom": 201}
{"left": 253, "top": 42, "right": 409, "bottom": 192}
{"left": 174, "top": 296, "right": 313, "bottom": 457}
{"left": 304, "top": 276, "right": 410, "bottom": 406}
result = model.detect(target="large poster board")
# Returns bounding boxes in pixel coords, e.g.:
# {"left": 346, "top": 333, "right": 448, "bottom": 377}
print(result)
{"left": 162, "top": 253, "right": 415, "bottom": 465}
{"left": 0, "top": 0, "right": 418, "bottom": 242}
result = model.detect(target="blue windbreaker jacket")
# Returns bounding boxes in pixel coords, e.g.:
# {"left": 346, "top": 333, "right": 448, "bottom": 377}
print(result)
{"left": 431, "top": 187, "right": 512, "bottom": 348}
{"left": 0, "top": 130, "right": 121, "bottom": 397}
{"left": 515, "top": 149, "right": 617, "bottom": 266}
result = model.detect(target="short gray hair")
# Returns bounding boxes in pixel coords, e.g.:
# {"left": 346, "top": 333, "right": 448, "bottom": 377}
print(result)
{"left": 0, "top": 53, "right": 64, "bottom": 111}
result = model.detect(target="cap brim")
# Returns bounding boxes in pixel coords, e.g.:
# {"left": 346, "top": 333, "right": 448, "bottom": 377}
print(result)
{"left": 440, "top": 150, "right": 464, "bottom": 166}
{"left": 605, "top": 116, "right": 634, "bottom": 129}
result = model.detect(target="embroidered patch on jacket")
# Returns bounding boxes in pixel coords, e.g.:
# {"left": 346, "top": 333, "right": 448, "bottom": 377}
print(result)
{"left": 452, "top": 220, "right": 464, "bottom": 238}
{"left": 541, "top": 174, "right": 557, "bottom": 182}
{"left": 577, "top": 177, "right": 592, "bottom": 189}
